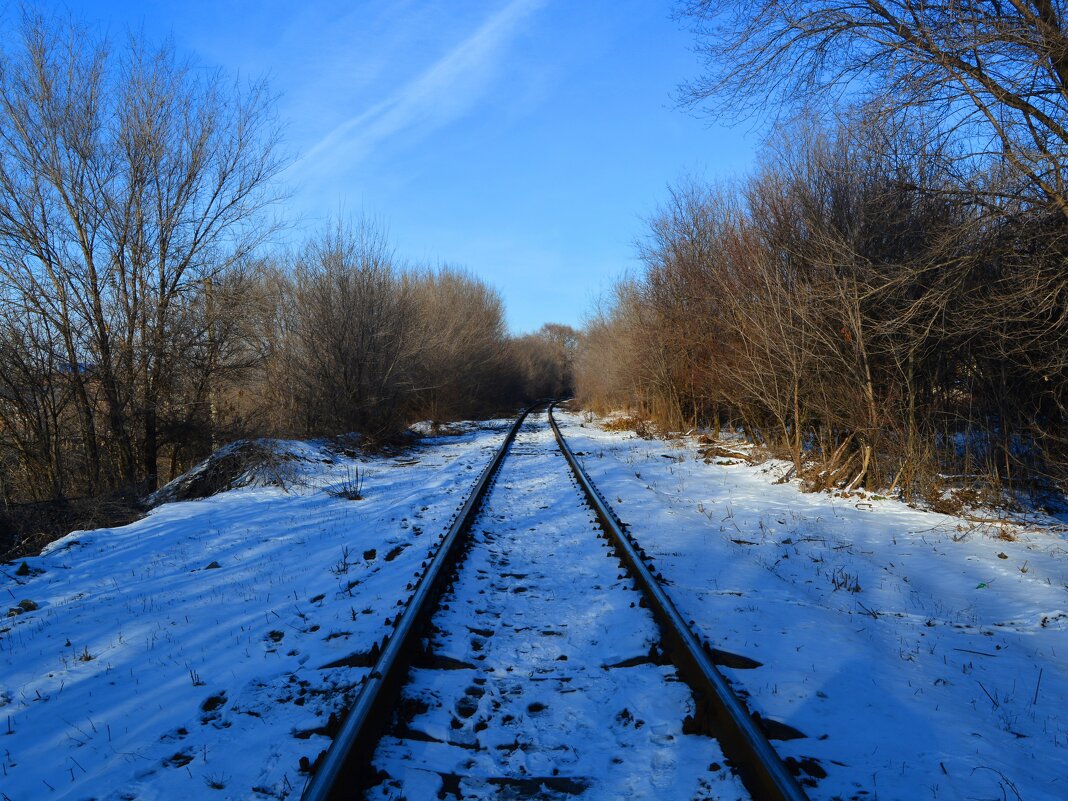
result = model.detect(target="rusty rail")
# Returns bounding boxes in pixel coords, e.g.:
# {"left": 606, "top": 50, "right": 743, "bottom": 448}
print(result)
{"left": 300, "top": 405, "right": 535, "bottom": 801}
{"left": 548, "top": 402, "right": 810, "bottom": 801}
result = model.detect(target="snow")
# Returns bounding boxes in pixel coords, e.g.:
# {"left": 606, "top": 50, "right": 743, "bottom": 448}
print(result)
{"left": 0, "top": 423, "right": 511, "bottom": 800}
{"left": 3, "top": 406, "right": 1066, "bottom": 801}
{"left": 553, "top": 409, "right": 1068, "bottom": 801}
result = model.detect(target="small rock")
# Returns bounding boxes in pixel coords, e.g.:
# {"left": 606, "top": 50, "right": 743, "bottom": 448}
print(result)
{"left": 204, "top": 561, "right": 221, "bottom": 570}
{"left": 18, "top": 599, "right": 38, "bottom": 612}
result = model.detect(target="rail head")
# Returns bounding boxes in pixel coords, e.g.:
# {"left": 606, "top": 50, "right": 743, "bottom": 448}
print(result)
{"left": 300, "top": 405, "right": 536, "bottom": 801}
{"left": 548, "top": 402, "right": 811, "bottom": 801}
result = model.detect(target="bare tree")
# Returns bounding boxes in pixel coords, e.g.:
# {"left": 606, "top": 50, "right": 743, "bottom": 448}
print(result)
{"left": 567, "top": 8, "right": 1068, "bottom": 500}
{"left": 0, "top": 306, "right": 71, "bottom": 499}
{"left": 680, "top": 0, "right": 1068, "bottom": 215}
{"left": 574, "top": 288, "right": 644, "bottom": 415}
{"left": 276, "top": 218, "right": 416, "bottom": 439}
{"left": 510, "top": 323, "right": 579, "bottom": 401}
{"left": 410, "top": 267, "right": 510, "bottom": 421}
{"left": 0, "top": 10, "right": 283, "bottom": 493}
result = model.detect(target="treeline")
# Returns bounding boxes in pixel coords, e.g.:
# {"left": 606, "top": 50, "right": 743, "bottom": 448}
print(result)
{"left": 577, "top": 118, "right": 1068, "bottom": 498}
{"left": 235, "top": 221, "right": 575, "bottom": 448}
{"left": 578, "top": 0, "right": 1068, "bottom": 504}
{"left": 0, "top": 12, "right": 572, "bottom": 508}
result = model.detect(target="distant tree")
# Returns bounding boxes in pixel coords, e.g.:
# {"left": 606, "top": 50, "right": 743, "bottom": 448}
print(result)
{"left": 511, "top": 323, "right": 579, "bottom": 400}
{"left": 410, "top": 267, "right": 510, "bottom": 421}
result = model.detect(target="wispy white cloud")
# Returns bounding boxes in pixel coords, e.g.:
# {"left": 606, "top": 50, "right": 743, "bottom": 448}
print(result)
{"left": 301, "top": 0, "right": 546, "bottom": 170}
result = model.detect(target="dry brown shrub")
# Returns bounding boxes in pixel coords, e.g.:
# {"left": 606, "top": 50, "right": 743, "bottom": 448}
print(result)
{"left": 698, "top": 444, "right": 755, "bottom": 465}
{"left": 601, "top": 416, "right": 654, "bottom": 439}
{"left": 149, "top": 441, "right": 298, "bottom": 506}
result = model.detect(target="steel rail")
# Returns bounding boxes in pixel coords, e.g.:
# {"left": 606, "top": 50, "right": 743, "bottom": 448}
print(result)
{"left": 548, "top": 402, "right": 811, "bottom": 801}
{"left": 301, "top": 405, "right": 536, "bottom": 801}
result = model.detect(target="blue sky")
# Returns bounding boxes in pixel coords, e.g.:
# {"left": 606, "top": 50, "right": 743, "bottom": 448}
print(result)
{"left": 50, "top": 1, "right": 760, "bottom": 332}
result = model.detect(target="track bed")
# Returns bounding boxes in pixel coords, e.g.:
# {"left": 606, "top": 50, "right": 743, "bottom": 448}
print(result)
{"left": 364, "top": 411, "right": 750, "bottom": 800}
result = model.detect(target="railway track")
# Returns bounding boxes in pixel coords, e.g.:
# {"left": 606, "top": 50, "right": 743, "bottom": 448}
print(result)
{"left": 301, "top": 405, "right": 810, "bottom": 801}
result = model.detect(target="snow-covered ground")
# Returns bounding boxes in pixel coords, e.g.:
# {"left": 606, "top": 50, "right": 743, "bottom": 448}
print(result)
{"left": 554, "top": 409, "right": 1068, "bottom": 801}
{"left": 3, "top": 408, "right": 1066, "bottom": 801}
{"left": 0, "top": 422, "right": 511, "bottom": 801}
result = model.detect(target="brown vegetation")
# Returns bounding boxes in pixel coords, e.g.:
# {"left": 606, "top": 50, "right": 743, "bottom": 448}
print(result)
{"left": 572, "top": 2, "right": 1068, "bottom": 504}
{"left": 509, "top": 323, "right": 579, "bottom": 401}
{"left": 0, "top": 10, "right": 281, "bottom": 501}
{"left": 576, "top": 111, "right": 1068, "bottom": 501}
{"left": 0, "top": 11, "right": 573, "bottom": 556}
{"left": 245, "top": 219, "right": 521, "bottom": 440}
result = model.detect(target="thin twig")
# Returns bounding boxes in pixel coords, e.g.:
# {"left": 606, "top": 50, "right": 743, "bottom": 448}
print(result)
{"left": 977, "top": 680, "right": 999, "bottom": 709}
{"left": 1031, "top": 668, "right": 1043, "bottom": 706}
{"left": 954, "top": 647, "right": 996, "bottom": 657}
